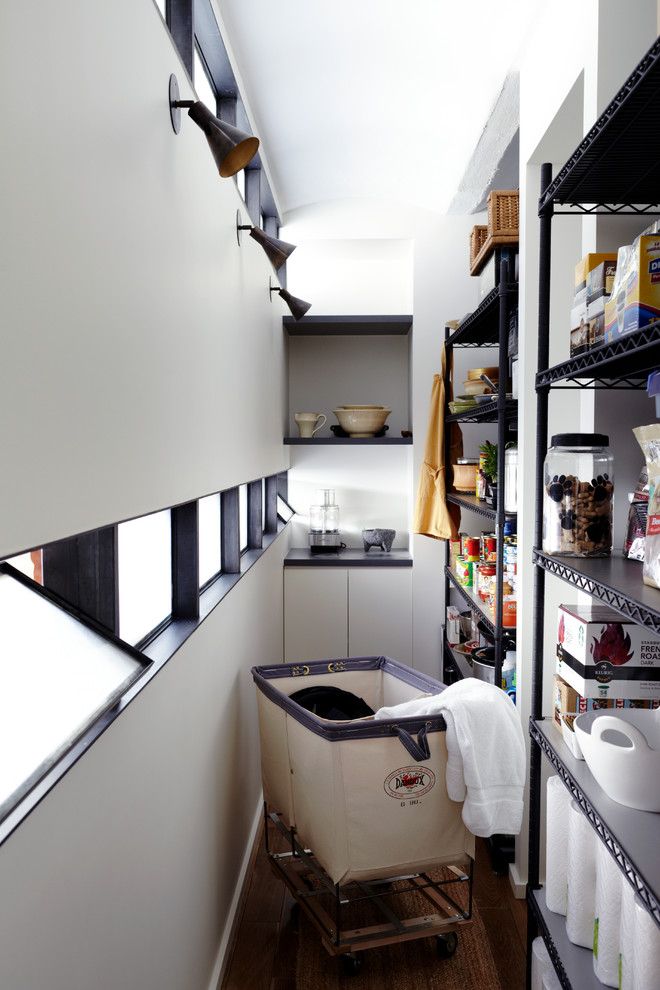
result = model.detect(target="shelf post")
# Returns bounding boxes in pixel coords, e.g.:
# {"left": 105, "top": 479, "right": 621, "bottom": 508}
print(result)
{"left": 443, "top": 322, "right": 454, "bottom": 682}
{"left": 528, "top": 162, "right": 554, "bottom": 900}
{"left": 494, "top": 255, "right": 512, "bottom": 689}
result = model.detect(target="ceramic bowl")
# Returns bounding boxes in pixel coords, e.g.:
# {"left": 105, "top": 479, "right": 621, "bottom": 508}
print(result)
{"left": 467, "top": 366, "right": 499, "bottom": 381}
{"left": 574, "top": 709, "right": 660, "bottom": 811}
{"left": 452, "top": 462, "right": 478, "bottom": 492}
{"left": 338, "top": 404, "right": 386, "bottom": 410}
{"left": 463, "top": 379, "right": 497, "bottom": 396}
{"left": 333, "top": 407, "right": 391, "bottom": 437}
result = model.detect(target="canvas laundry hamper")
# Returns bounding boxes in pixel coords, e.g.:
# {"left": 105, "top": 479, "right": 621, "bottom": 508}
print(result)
{"left": 252, "top": 656, "right": 475, "bottom": 886}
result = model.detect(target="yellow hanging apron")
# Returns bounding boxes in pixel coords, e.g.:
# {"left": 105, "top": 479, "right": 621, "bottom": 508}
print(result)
{"left": 413, "top": 344, "right": 462, "bottom": 540}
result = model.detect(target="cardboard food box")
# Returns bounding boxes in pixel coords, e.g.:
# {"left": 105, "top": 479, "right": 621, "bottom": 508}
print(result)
{"left": 586, "top": 260, "right": 617, "bottom": 306}
{"left": 587, "top": 296, "right": 607, "bottom": 348}
{"left": 605, "top": 235, "right": 660, "bottom": 341}
{"left": 556, "top": 603, "right": 660, "bottom": 699}
{"left": 574, "top": 253, "right": 618, "bottom": 294}
{"left": 552, "top": 673, "right": 657, "bottom": 729}
{"left": 570, "top": 301, "right": 589, "bottom": 356}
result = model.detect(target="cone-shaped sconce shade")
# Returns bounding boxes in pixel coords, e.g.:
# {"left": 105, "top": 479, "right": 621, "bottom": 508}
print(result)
{"left": 278, "top": 288, "right": 312, "bottom": 321}
{"left": 248, "top": 226, "right": 296, "bottom": 270}
{"left": 188, "top": 102, "right": 259, "bottom": 177}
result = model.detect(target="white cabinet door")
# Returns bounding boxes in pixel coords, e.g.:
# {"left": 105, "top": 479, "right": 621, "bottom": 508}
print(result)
{"left": 348, "top": 569, "right": 413, "bottom": 665}
{"left": 284, "top": 569, "right": 348, "bottom": 661}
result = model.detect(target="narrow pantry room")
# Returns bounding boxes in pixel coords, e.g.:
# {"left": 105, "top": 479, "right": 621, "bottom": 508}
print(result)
{"left": 0, "top": 2, "right": 659, "bottom": 990}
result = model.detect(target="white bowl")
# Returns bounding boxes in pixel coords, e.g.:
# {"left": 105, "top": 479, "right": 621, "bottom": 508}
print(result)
{"left": 463, "top": 379, "right": 497, "bottom": 396}
{"left": 333, "top": 407, "right": 391, "bottom": 437}
{"left": 574, "top": 709, "right": 660, "bottom": 812}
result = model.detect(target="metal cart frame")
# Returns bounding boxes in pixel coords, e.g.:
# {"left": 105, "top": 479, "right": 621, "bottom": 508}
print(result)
{"left": 264, "top": 804, "right": 474, "bottom": 974}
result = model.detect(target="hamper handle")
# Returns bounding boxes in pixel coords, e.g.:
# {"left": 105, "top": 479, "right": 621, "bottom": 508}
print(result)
{"left": 392, "top": 722, "right": 431, "bottom": 762}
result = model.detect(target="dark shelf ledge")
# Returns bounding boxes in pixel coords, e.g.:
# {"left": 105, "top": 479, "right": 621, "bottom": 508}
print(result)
{"left": 446, "top": 491, "right": 516, "bottom": 520}
{"left": 283, "top": 315, "right": 412, "bottom": 335}
{"left": 284, "top": 436, "right": 412, "bottom": 445}
{"left": 445, "top": 398, "right": 517, "bottom": 424}
{"left": 285, "top": 549, "right": 412, "bottom": 567}
{"left": 448, "top": 282, "right": 518, "bottom": 348}
{"left": 528, "top": 888, "right": 605, "bottom": 990}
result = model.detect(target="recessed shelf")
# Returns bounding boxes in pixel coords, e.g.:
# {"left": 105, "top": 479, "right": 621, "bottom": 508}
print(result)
{"left": 443, "top": 636, "right": 474, "bottom": 680}
{"left": 528, "top": 888, "right": 605, "bottom": 990}
{"left": 284, "top": 436, "right": 412, "bottom": 445}
{"left": 284, "top": 549, "right": 412, "bottom": 568}
{"left": 530, "top": 718, "right": 659, "bottom": 924}
{"left": 283, "top": 315, "right": 412, "bottom": 335}
{"left": 533, "top": 550, "right": 660, "bottom": 635}
{"left": 445, "top": 398, "right": 517, "bottom": 424}
{"left": 539, "top": 36, "right": 660, "bottom": 211}
{"left": 536, "top": 323, "right": 660, "bottom": 388}
{"left": 446, "top": 491, "right": 516, "bottom": 521}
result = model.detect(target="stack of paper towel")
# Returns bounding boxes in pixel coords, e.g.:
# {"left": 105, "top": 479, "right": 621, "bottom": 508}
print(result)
{"left": 544, "top": 776, "right": 659, "bottom": 988}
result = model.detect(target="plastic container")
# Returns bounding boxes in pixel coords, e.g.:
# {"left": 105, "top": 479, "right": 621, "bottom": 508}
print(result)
{"left": 543, "top": 433, "right": 613, "bottom": 557}
{"left": 574, "top": 709, "right": 660, "bottom": 811}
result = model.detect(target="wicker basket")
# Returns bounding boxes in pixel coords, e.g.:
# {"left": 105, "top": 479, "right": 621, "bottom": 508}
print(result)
{"left": 470, "top": 225, "right": 488, "bottom": 271}
{"left": 470, "top": 189, "right": 519, "bottom": 275}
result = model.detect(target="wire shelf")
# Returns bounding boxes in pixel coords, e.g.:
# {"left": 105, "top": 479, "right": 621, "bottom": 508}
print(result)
{"left": 446, "top": 492, "right": 516, "bottom": 521}
{"left": 530, "top": 719, "right": 660, "bottom": 926}
{"left": 447, "top": 283, "right": 518, "bottom": 348}
{"left": 528, "top": 888, "right": 604, "bottom": 990}
{"left": 536, "top": 323, "right": 660, "bottom": 388}
{"left": 538, "top": 37, "right": 660, "bottom": 212}
{"left": 445, "top": 398, "right": 517, "bottom": 424}
{"left": 533, "top": 550, "right": 660, "bottom": 635}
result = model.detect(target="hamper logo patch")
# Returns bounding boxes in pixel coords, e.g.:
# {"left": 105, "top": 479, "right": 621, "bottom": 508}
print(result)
{"left": 384, "top": 766, "right": 436, "bottom": 799}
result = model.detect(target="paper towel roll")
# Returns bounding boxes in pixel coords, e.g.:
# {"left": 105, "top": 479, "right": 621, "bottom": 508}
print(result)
{"left": 633, "top": 895, "right": 660, "bottom": 990}
{"left": 545, "top": 775, "right": 571, "bottom": 915}
{"left": 531, "top": 936, "right": 551, "bottom": 990}
{"left": 565, "top": 800, "right": 597, "bottom": 948}
{"left": 593, "top": 841, "right": 622, "bottom": 987}
{"left": 618, "top": 880, "right": 636, "bottom": 990}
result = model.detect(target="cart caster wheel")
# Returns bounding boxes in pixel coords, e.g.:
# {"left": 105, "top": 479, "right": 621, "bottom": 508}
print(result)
{"left": 436, "top": 931, "right": 458, "bottom": 959}
{"left": 341, "top": 953, "right": 363, "bottom": 976}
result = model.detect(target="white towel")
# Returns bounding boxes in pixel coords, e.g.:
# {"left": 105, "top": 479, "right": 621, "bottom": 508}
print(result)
{"left": 374, "top": 679, "right": 525, "bottom": 836}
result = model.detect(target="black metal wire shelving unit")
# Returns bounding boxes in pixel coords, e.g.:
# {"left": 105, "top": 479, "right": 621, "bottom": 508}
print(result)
{"left": 442, "top": 258, "right": 518, "bottom": 689}
{"left": 527, "top": 35, "right": 660, "bottom": 990}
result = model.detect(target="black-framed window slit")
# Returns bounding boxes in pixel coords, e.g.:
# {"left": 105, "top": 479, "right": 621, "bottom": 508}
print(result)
{"left": 247, "top": 479, "right": 264, "bottom": 550}
{"left": 238, "top": 484, "right": 249, "bottom": 553}
{"left": 117, "top": 509, "right": 173, "bottom": 647}
{"left": 264, "top": 475, "right": 279, "bottom": 533}
{"left": 198, "top": 492, "right": 223, "bottom": 590}
{"left": 221, "top": 488, "right": 241, "bottom": 574}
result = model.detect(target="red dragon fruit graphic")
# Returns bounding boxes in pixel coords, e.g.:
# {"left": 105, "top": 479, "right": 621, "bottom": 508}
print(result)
{"left": 590, "top": 623, "right": 634, "bottom": 666}
{"left": 558, "top": 613, "right": 566, "bottom": 644}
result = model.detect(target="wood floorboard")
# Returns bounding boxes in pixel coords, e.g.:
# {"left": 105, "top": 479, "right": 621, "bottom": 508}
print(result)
{"left": 223, "top": 828, "right": 527, "bottom": 989}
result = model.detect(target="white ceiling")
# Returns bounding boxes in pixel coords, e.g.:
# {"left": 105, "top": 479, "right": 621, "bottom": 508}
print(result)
{"left": 219, "top": 0, "right": 541, "bottom": 216}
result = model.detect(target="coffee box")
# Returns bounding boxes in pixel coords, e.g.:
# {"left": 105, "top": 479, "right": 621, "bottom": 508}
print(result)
{"left": 552, "top": 673, "right": 657, "bottom": 729}
{"left": 604, "top": 235, "right": 660, "bottom": 341}
{"left": 570, "top": 301, "right": 589, "bottom": 356}
{"left": 587, "top": 297, "right": 607, "bottom": 348}
{"left": 586, "top": 260, "right": 617, "bottom": 306}
{"left": 574, "top": 253, "right": 618, "bottom": 294}
{"left": 556, "top": 603, "right": 660, "bottom": 699}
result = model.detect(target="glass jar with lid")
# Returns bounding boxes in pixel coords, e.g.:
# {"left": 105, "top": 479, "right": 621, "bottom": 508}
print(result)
{"left": 543, "top": 433, "right": 613, "bottom": 557}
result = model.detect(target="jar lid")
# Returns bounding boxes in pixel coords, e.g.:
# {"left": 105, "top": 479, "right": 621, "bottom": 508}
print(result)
{"left": 550, "top": 432, "right": 609, "bottom": 447}
{"left": 456, "top": 457, "right": 479, "bottom": 464}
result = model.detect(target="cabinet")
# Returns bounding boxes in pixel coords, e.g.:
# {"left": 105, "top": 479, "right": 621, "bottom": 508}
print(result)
{"left": 284, "top": 560, "right": 412, "bottom": 664}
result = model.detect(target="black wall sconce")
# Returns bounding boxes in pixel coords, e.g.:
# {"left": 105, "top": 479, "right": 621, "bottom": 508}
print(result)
{"left": 169, "top": 74, "right": 259, "bottom": 177}
{"left": 236, "top": 211, "right": 296, "bottom": 270}
{"left": 269, "top": 277, "right": 311, "bottom": 321}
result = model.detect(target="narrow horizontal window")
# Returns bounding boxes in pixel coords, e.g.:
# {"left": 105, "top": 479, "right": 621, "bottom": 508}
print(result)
{"left": 198, "top": 493, "right": 222, "bottom": 588}
{"left": 0, "top": 573, "right": 144, "bottom": 821}
{"left": 118, "top": 510, "right": 172, "bottom": 645}
{"left": 193, "top": 48, "right": 216, "bottom": 112}
{"left": 277, "top": 494, "right": 295, "bottom": 523}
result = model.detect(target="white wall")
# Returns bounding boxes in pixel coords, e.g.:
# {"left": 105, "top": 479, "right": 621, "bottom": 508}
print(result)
{"left": 283, "top": 205, "right": 482, "bottom": 676}
{"left": 0, "top": 2, "right": 290, "bottom": 988}
{"left": 0, "top": 0, "right": 288, "bottom": 559}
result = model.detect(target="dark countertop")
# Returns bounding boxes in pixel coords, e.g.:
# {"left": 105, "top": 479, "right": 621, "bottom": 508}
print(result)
{"left": 284, "top": 548, "right": 413, "bottom": 567}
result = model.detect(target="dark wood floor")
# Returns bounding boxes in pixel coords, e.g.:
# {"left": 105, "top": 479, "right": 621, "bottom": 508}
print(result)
{"left": 222, "top": 820, "right": 527, "bottom": 990}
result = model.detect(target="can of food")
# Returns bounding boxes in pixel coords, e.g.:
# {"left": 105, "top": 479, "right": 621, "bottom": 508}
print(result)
{"left": 464, "top": 536, "right": 480, "bottom": 561}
